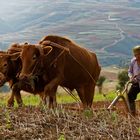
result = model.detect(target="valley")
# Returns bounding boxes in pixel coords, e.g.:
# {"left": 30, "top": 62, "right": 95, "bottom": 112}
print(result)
{"left": 0, "top": 0, "right": 140, "bottom": 66}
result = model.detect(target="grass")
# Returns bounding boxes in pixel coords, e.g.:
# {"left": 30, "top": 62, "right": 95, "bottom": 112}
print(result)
{"left": 1, "top": 90, "right": 140, "bottom": 107}
{"left": 94, "top": 91, "right": 115, "bottom": 101}
{"left": 0, "top": 91, "right": 114, "bottom": 106}
{"left": 22, "top": 95, "right": 40, "bottom": 106}
{"left": 0, "top": 92, "right": 130, "bottom": 106}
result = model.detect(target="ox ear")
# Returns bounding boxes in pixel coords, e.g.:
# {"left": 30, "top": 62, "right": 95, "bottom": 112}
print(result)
{"left": 10, "top": 52, "right": 20, "bottom": 61}
{"left": 43, "top": 46, "right": 53, "bottom": 56}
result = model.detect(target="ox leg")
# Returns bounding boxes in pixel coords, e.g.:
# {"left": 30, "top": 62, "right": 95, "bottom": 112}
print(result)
{"left": 12, "top": 84, "right": 23, "bottom": 107}
{"left": 76, "top": 87, "right": 87, "bottom": 108}
{"left": 44, "top": 85, "right": 57, "bottom": 108}
{"left": 44, "top": 77, "right": 61, "bottom": 108}
{"left": 84, "top": 84, "right": 95, "bottom": 108}
{"left": 48, "top": 93, "right": 57, "bottom": 108}
{"left": 49, "top": 88, "right": 57, "bottom": 108}
{"left": 15, "top": 92, "right": 23, "bottom": 107}
{"left": 7, "top": 92, "right": 15, "bottom": 107}
{"left": 39, "top": 92, "right": 47, "bottom": 105}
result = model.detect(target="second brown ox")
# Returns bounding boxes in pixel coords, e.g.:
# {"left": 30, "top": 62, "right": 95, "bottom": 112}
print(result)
{"left": 19, "top": 35, "right": 101, "bottom": 108}
{"left": 0, "top": 44, "right": 48, "bottom": 107}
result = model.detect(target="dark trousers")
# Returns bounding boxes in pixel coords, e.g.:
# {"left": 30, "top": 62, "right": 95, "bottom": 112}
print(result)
{"left": 128, "top": 83, "right": 140, "bottom": 115}
{"left": 128, "top": 83, "right": 140, "bottom": 103}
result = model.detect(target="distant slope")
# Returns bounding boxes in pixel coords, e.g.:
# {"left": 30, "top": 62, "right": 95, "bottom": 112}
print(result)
{"left": 0, "top": 0, "right": 140, "bottom": 66}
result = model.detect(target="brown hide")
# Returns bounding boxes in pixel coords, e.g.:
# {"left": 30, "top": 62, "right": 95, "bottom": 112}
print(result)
{"left": 20, "top": 35, "right": 101, "bottom": 108}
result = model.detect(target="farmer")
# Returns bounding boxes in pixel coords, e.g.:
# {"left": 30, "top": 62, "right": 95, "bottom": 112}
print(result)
{"left": 128, "top": 45, "right": 140, "bottom": 116}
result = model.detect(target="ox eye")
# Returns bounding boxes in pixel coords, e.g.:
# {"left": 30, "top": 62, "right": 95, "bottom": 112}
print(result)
{"left": 32, "top": 54, "right": 37, "bottom": 60}
{"left": 3, "top": 63, "right": 7, "bottom": 67}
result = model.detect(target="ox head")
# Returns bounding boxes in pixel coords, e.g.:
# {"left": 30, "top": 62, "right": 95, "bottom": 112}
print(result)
{"left": 19, "top": 44, "right": 52, "bottom": 81}
{"left": 0, "top": 53, "right": 20, "bottom": 84}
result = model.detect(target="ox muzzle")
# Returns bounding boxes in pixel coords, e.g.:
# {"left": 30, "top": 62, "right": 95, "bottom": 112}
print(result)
{"left": 19, "top": 73, "right": 31, "bottom": 81}
{"left": 19, "top": 73, "right": 37, "bottom": 91}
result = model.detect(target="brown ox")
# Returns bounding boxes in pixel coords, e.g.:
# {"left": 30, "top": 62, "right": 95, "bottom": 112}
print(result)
{"left": 0, "top": 43, "right": 48, "bottom": 107}
{"left": 19, "top": 35, "right": 101, "bottom": 108}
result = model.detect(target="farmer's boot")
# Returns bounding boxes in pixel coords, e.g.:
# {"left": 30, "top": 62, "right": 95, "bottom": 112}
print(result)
{"left": 129, "top": 102, "right": 136, "bottom": 116}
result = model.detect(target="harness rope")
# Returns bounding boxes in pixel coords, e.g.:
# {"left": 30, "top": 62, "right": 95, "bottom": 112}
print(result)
{"left": 50, "top": 49, "right": 65, "bottom": 67}
{"left": 62, "top": 87, "right": 81, "bottom": 103}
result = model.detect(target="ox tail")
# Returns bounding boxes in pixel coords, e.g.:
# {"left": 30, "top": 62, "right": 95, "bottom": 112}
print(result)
{"left": 93, "top": 54, "right": 101, "bottom": 82}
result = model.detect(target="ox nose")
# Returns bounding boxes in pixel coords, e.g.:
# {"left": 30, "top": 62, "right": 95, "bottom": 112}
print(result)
{"left": 19, "top": 73, "right": 28, "bottom": 81}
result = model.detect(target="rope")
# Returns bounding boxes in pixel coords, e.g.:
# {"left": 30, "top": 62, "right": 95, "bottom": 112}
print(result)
{"left": 62, "top": 87, "right": 81, "bottom": 103}
{"left": 31, "top": 59, "right": 42, "bottom": 75}
{"left": 69, "top": 53, "right": 97, "bottom": 84}
{"left": 50, "top": 49, "right": 65, "bottom": 67}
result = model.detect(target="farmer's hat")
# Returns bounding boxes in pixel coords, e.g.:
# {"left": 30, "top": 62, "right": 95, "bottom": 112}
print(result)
{"left": 133, "top": 45, "right": 140, "bottom": 55}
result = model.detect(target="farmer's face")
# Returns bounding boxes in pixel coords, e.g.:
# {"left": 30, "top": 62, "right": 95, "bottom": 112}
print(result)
{"left": 135, "top": 53, "right": 140, "bottom": 62}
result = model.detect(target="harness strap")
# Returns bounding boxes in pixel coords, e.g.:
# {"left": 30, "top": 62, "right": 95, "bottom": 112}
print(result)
{"left": 50, "top": 49, "right": 65, "bottom": 67}
{"left": 31, "top": 59, "right": 43, "bottom": 75}
{"left": 62, "top": 87, "right": 81, "bottom": 103}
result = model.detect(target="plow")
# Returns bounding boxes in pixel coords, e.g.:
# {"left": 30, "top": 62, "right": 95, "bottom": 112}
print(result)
{"left": 107, "top": 81, "right": 132, "bottom": 113}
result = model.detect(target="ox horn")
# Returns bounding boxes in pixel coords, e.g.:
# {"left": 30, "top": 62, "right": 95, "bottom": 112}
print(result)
{"left": 10, "top": 52, "right": 21, "bottom": 60}
{"left": 43, "top": 46, "right": 53, "bottom": 56}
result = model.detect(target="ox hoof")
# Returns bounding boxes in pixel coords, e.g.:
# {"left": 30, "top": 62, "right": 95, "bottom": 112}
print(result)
{"left": 7, "top": 102, "right": 14, "bottom": 107}
{"left": 18, "top": 102, "right": 23, "bottom": 107}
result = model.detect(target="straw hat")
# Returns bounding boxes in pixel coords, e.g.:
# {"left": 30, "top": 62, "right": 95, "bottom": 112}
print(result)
{"left": 133, "top": 45, "right": 140, "bottom": 55}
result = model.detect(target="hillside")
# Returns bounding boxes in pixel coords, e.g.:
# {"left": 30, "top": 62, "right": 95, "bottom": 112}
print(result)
{"left": 0, "top": 0, "right": 140, "bottom": 66}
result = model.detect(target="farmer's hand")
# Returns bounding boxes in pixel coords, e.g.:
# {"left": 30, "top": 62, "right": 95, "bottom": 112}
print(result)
{"left": 130, "top": 76, "right": 138, "bottom": 83}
